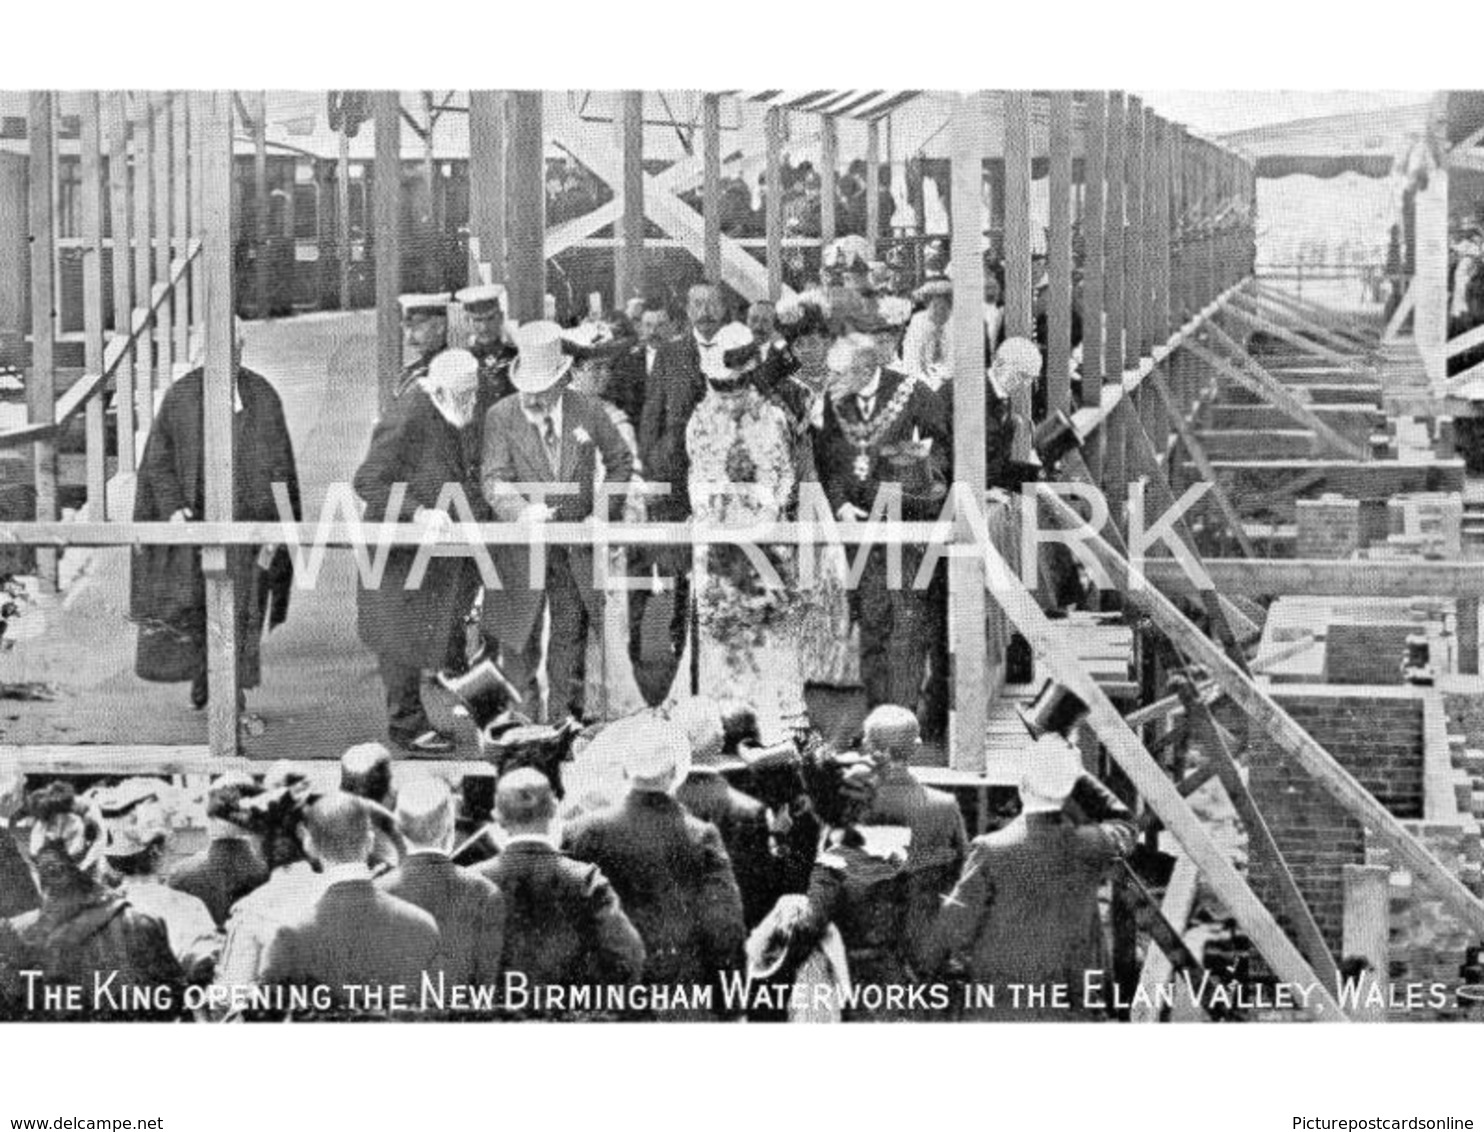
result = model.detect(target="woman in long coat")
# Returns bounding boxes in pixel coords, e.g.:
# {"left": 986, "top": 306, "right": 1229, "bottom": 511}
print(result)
{"left": 130, "top": 364, "right": 301, "bottom": 712}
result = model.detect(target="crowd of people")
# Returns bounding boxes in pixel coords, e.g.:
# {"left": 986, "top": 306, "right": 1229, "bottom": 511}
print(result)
{"left": 0, "top": 686, "right": 1141, "bottom": 1022}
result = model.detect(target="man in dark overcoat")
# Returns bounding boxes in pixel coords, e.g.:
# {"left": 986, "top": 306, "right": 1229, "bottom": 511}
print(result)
{"left": 354, "top": 348, "right": 487, "bottom": 754}
{"left": 129, "top": 327, "right": 302, "bottom": 714}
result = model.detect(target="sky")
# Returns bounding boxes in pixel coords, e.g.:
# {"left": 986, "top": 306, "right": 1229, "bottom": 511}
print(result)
{"left": 1137, "top": 91, "right": 1434, "bottom": 138}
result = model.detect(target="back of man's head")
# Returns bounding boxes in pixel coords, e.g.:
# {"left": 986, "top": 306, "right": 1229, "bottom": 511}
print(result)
{"left": 395, "top": 777, "right": 455, "bottom": 852}
{"left": 341, "top": 743, "right": 394, "bottom": 807}
{"left": 668, "top": 696, "right": 725, "bottom": 768}
{"left": 304, "top": 794, "right": 373, "bottom": 867}
{"left": 495, "top": 768, "right": 556, "bottom": 834}
{"left": 862, "top": 704, "right": 921, "bottom": 765}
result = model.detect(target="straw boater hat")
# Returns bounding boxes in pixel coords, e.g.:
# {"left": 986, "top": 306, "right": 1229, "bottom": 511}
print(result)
{"left": 455, "top": 284, "right": 507, "bottom": 316}
{"left": 509, "top": 320, "right": 574, "bottom": 392}
{"left": 913, "top": 273, "right": 953, "bottom": 304}
{"left": 621, "top": 718, "right": 692, "bottom": 794}
{"left": 398, "top": 293, "right": 450, "bottom": 319}
{"left": 426, "top": 348, "right": 479, "bottom": 391}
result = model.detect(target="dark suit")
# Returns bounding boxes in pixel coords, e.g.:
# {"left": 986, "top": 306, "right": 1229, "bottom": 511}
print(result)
{"left": 354, "top": 386, "right": 487, "bottom": 741}
{"left": 861, "top": 765, "right": 968, "bottom": 969}
{"left": 607, "top": 341, "right": 654, "bottom": 428}
{"left": 634, "top": 334, "right": 709, "bottom": 654}
{"left": 924, "top": 776, "right": 1136, "bottom": 1020}
{"left": 676, "top": 771, "right": 778, "bottom": 929}
{"left": 0, "top": 829, "right": 40, "bottom": 920}
{"left": 477, "top": 839, "right": 645, "bottom": 990}
{"left": 565, "top": 791, "right": 746, "bottom": 1017}
{"left": 258, "top": 877, "right": 440, "bottom": 1013}
{"left": 813, "top": 367, "right": 950, "bottom": 710}
{"left": 376, "top": 851, "right": 505, "bottom": 985}
{"left": 480, "top": 389, "right": 634, "bottom": 722}
{"left": 166, "top": 837, "right": 269, "bottom": 930}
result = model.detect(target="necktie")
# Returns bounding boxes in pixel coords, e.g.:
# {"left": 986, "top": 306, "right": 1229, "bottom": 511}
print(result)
{"left": 858, "top": 394, "right": 876, "bottom": 421}
{"left": 542, "top": 414, "right": 560, "bottom": 470}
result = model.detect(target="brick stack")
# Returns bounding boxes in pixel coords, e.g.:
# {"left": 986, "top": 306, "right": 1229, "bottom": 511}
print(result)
{"left": 1296, "top": 494, "right": 1361, "bottom": 559}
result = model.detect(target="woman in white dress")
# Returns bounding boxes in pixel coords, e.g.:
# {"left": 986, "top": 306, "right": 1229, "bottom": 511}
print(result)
{"left": 680, "top": 323, "right": 808, "bottom": 745}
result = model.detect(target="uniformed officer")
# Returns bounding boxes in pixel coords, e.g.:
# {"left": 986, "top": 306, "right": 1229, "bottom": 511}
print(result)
{"left": 395, "top": 293, "right": 452, "bottom": 398}
{"left": 456, "top": 283, "right": 519, "bottom": 419}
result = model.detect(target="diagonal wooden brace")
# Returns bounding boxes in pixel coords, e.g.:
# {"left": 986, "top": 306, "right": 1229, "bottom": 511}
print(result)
{"left": 1224, "top": 298, "right": 1371, "bottom": 373}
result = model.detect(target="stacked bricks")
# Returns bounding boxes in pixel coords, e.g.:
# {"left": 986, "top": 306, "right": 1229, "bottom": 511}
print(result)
{"left": 1296, "top": 495, "right": 1361, "bottom": 559}
{"left": 1323, "top": 622, "right": 1416, "bottom": 685}
{"left": 1247, "top": 691, "right": 1425, "bottom": 958}
{"left": 1387, "top": 493, "right": 1464, "bottom": 559}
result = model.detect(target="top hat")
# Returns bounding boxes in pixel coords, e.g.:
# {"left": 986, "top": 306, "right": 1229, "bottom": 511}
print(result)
{"left": 509, "top": 321, "right": 574, "bottom": 393}
{"left": 427, "top": 348, "right": 480, "bottom": 391}
{"left": 1016, "top": 679, "right": 1090, "bottom": 741}
{"left": 398, "top": 293, "right": 451, "bottom": 319}
{"left": 438, "top": 658, "right": 523, "bottom": 732}
{"left": 1033, "top": 410, "right": 1084, "bottom": 469}
{"left": 455, "top": 284, "right": 507, "bottom": 316}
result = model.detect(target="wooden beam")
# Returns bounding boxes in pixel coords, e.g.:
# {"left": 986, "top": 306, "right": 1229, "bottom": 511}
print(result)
{"left": 1046, "top": 92, "right": 1073, "bottom": 415}
{"left": 199, "top": 91, "right": 239, "bottom": 759}
{"left": 1148, "top": 371, "right": 1256, "bottom": 557}
{"left": 1255, "top": 280, "right": 1376, "bottom": 346}
{"left": 980, "top": 501, "right": 1343, "bottom": 1018}
{"left": 1241, "top": 286, "right": 1371, "bottom": 357}
{"left": 1082, "top": 92, "right": 1107, "bottom": 410}
{"left": 1154, "top": 116, "right": 1172, "bottom": 345}
{"left": 79, "top": 92, "right": 108, "bottom": 520}
{"left": 702, "top": 94, "right": 721, "bottom": 284}
{"left": 1131, "top": 856, "right": 1199, "bottom": 1022}
{"left": 764, "top": 106, "right": 784, "bottom": 302}
{"left": 336, "top": 125, "right": 353, "bottom": 304}
{"left": 948, "top": 92, "right": 990, "bottom": 772}
{"left": 131, "top": 93, "right": 155, "bottom": 431}
{"left": 617, "top": 91, "right": 645, "bottom": 307}
{"left": 819, "top": 115, "right": 837, "bottom": 247}
{"left": 1226, "top": 298, "right": 1368, "bottom": 371}
{"left": 1139, "top": 557, "right": 1484, "bottom": 599}
{"left": 1124, "top": 96, "right": 1145, "bottom": 366}
{"left": 1004, "top": 91, "right": 1033, "bottom": 460}
{"left": 253, "top": 91, "right": 269, "bottom": 322}
{"left": 1104, "top": 92, "right": 1126, "bottom": 382}
{"left": 865, "top": 119, "right": 881, "bottom": 254}
{"left": 373, "top": 92, "right": 403, "bottom": 413}
{"left": 189, "top": 84, "right": 206, "bottom": 361}
{"left": 153, "top": 95, "right": 174, "bottom": 382}
{"left": 1189, "top": 331, "right": 1368, "bottom": 460}
{"left": 467, "top": 93, "right": 506, "bottom": 291}
{"left": 28, "top": 93, "right": 58, "bottom": 591}
{"left": 507, "top": 92, "right": 545, "bottom": 322}
{"left": 106, "top": 93, "right": 136, "bottom": 470}
{"left": 172, "top": 96, "right": 191, "bottom": 365}
{"left": 1036, "top": 483, "right": 1484, "bottom": 943}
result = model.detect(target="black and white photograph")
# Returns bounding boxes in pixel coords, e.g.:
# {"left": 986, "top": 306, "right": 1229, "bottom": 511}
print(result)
{"left": 4, "top": 43, "right": 1484, "bottom": 1126}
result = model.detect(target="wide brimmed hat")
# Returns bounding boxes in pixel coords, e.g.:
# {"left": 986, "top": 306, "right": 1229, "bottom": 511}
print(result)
{"left": 455, "top": 283, "right": 507, "bottom": 316}
{"left": 482, "top": 718, "right": 582, "bottom": 800}
{"left": 91, "top": 779, "right": 169, "bottom": 860}
{"left": 700, "top": 322, "right": 757, "bottom": 384}
{"left": 912, "top": 274, "right": 953, "bottom": 303}
{"left": 509, "top": 321, "right": 574, "bottom": 392}
{"left": 439, "top": 658, "right": 523, "bottom": 731}
{"left": 1017, "top": 679, "right": 1090, "bottom": 741}
{"left": 562, "top": 321, "right": 631, "bottom": 364}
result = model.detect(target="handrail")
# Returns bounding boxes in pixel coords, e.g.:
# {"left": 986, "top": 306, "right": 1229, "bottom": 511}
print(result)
{"left": 0, "top": 238, "right": 203, "bottom": 450}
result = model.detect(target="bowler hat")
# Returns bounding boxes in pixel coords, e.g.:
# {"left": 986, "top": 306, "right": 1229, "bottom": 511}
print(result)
{"left": 1016, "top": 679, "right": 1090, "bottom": 740}
{"left": 439, "top": 658, "right": 523, "bottom": 731}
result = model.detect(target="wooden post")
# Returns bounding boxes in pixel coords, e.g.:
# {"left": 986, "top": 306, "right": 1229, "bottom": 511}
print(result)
{"left": 702, "top": 93, "right": 721, "bottom": 284}
{"left": 948, "top": 92, "right": 989, "bottom": 772}
{"left": 28, "top": 93, "right": 58, "bottom": 590}
{"left": 337, "top": 125, "right": 353, "bottom": 306}
{"left": 617, "top": 91, "right": 645, "bottom": 307}
{"left": 1004, "top": 91, "right": 1032, "bottom": 461}
{"left": 106, "top": 93, "right": 136, "bottom": 471}
{"left": 865, "top": 119, "right": 881, "bottom": 255}
{"left": 507, "top": 91, "right": 545, "bottom": 324}
{"left": 820, "top": 114, "right": 838, "bottom": 248}
{"left": 373, "top": 91, "right": 403, "bottom": 414}
{"left": 1155, "top": 116, "right": 1172, "bottom": 343}
{"left": 765, "top": 106, "right": 784, "bottom": 301}
{"left": 1124, "top": 96, "right": 1144, "bottom": 367}
{"left": 173, "top": 95, "right": 191, "bottom": 364}
{"left": 154, "top": 95, "right": 175, "bottom": 381}
{"left": 253, "top": 91, "right": 269, "bottom": 321}
{"left": 1047, "top": 91, "right": 1073, "bottom": 415}
{"left": 132, "top": 93, "right": 155, "bottom": 430}
{"left": 1341, "top": 863, "right": 1391, "bottom": 1020}
{"left": 199, "top": 91, "right": 239, "bottom": 759}
{"left": 467, "top": 91, "right": 506, "bottom": 290}
{"left": 1082, "top": 92, "right": 1107, "bottom": 412}
{"left": 80, "top": 92, "right": 108, "bottom": 521}
{"left": 190, "top": 87, "right": 206, "bottom": 360}
{"left": 1105, "top": 92, "right": 1126, "bottom": 383}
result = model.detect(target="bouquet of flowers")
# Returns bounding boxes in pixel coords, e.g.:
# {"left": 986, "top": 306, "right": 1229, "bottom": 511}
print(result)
{"left": 698, "top": 542, "right": 800, "bottom": 661}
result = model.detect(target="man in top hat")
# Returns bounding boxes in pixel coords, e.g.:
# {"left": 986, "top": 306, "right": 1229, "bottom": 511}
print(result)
{"left": 395, "top": 293, "right": 452, "bottom": 399}
{"left": 858, "top": 704, "right": 967, "bottom": 969}
{"left": 258, "top": 794, "right": 440, "bottom": 1014}
{"left": 456, "top": 284, "right": 519, "bottom": 440}
{"left": 671, "top": 696, "right": 778, "bottom": 929}
{"left": 167, "top": 773, "right": 270, "bottom": 930}
{"left": 813, "top": 332, "right": 950, "bottom": 714}
{"left": 477, "top": 767, "right": 645, "bottom": 997}
{"left": 376, "top": 776, "right": 507, "bottom": 989}
{"left": 563, "top": 718, "right": 746, "bottom": 1018}
{"left": 481, "top": 321, "right": 634, "bottom": 725}
{"left": 924, "top": 684, "right": 1136, "bottom": 1020}
{"left": 634, "top": 282, "right": 731, "bottom": 668}
{"left": 354, "top": 348, "right": 489, "bottom": 755}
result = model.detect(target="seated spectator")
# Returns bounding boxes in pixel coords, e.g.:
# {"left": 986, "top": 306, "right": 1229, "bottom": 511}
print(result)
{"left": 341, "top": 743, "right": 401, "bottom": 871}
{"left": 478, "top": 768, "right": 644, "bottom": 996}
{"left": 168, "top": 773, "right": 271, "bottom": 930}
{"left": 377, "top": 776, "right": 505, "bottom": 988}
